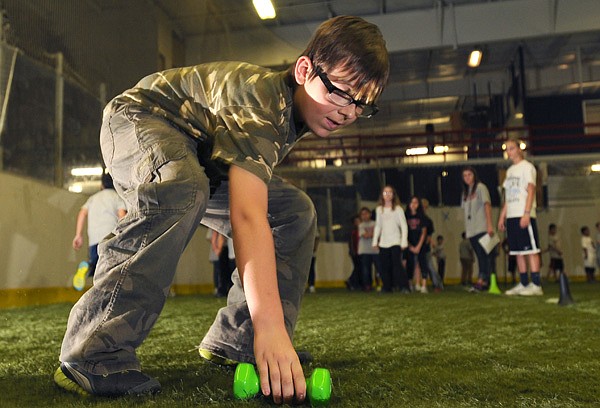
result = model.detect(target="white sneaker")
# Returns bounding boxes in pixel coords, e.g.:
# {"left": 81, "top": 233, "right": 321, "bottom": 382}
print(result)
{"left": 505, "top": 283, "right": 527, "bottom": 296}
{"left": 520, "top": 283, "right": 543, "bottom": 296}
{"left": 420, "top": 285, "right": 428, "bottom": 294}
{"left": 415, "top": 284, "right": 422, "bottom": 292}
{"left": 308, "top": 286, "right": 316, "bottom": 294}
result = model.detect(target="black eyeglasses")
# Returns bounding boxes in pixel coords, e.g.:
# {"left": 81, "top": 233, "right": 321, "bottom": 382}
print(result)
{"left": 313, "top": 65, "right": 379, "bottom": 118}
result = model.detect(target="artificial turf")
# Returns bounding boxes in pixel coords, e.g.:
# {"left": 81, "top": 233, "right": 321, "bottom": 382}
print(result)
{"left": 0, "top": 282, "right": 599, "bottom": 407}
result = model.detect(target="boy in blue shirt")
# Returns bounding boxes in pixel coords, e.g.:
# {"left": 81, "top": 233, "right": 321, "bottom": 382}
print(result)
{"left": 54, "top": 15, "right": 389, "bottom": 405}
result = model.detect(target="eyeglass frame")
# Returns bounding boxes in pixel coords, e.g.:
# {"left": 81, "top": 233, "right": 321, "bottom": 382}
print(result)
{"left": 312, "top": 64, "right": 379, "bottom": 118}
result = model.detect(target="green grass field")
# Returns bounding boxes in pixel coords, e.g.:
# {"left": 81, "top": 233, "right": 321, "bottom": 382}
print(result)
{"left": 1, "top": 282, "right": 599, "bottom": 407}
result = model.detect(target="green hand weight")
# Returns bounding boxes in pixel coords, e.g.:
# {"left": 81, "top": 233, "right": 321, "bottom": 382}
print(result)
{"left": 233, "top": 363, "right": 332, "bottom": 406}
{"left": 233, "top": 363, "right": 259, "bottom": 400}
{"left": 307, "top": 367, "right": 332, "bottom": 406}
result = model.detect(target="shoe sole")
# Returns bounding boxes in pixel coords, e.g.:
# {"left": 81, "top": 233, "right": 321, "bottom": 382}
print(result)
{"left": 520, "top": 292, "right": 544, "bottom": 296}
{"left": 54, "top": 366, "right": 90, "bottom": 397}
{"left": 55, "top": 363, "right": 161, "bottom": 397}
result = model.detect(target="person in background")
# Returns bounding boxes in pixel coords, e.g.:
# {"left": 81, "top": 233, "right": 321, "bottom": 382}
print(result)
{"left": 72, "top": 173, "right": 126, "bottom": 290}
{"left": 501, "top": 237, "right": 517, "bottom": 284}
{"left": 206, "top": 228, "right": 222, "bottom": 295}
{"left": 421, "top": 198, "right": 443, "bottom": 292}
{"left": 546, "top": 223, "right": 563, "bottom": 283}
{"left": 581, "top": 226, "right": 596, "bottom": 283}
{"left": 459, "top": 232, "right": 475, "bottom": 286}
{"left": 595, "top": 222, "right": 600, "bottom": 275}
{"left": 358, "top": 207, "right": 379, "bottom": 291}
{"left": 405, "top": 196, "right": 427, "bottom": 293}
{"left": 209, "top": 230, "right": 231, "bottom": 297}
{"left": 307, "top": 233, "right": 320, "bottom": 293}
{"left": 346, "top": 215, "right": 361, "bottom": 290}
{"left": 498, "top": 139, "right": 543, "bottom": 296}
{"left": 433, "top": 235, "right": 446, "bottom": 283}
{"left": 372, "top": 185, "right": 409, "bottom": 293}
{"left": 461, "top": 166, "right": 496, "bottom": 292}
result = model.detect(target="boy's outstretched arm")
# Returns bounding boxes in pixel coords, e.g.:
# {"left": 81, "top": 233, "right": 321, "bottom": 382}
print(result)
{"left": 72, "top": 208, "right": 88, "bottom": 250}
{"left": 228, "top": 164, "right": 306, "bottom": 405}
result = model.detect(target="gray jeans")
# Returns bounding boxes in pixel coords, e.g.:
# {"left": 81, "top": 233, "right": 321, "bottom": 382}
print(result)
{"left": 59, "top": 103, "right": 316, "bottom": 374}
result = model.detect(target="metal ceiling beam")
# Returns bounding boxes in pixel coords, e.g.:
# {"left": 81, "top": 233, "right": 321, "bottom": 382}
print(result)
{"left": 186, "top": 0, "right": 600, "bottom": 68}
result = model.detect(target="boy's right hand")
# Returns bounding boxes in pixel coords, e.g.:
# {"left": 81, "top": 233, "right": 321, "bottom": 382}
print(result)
{"left": 72, "top": 235, "right": 83, "bottom": 250}
{"left": 254, "top": 324, "right": 306, "bottom": 405}
{"left": 498, "top": 217, "right": 506, "bottom": 232}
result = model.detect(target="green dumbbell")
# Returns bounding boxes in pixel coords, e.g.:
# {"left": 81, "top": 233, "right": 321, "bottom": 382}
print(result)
{"left": 233, "top": 362, "right": 332, "bottom": 406}
{"left": 306, "top": 367, "right": 332, "bottom": 407}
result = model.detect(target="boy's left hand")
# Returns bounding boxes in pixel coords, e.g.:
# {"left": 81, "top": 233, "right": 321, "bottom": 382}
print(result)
{"left": 254, "top": 325, "right": 306, "bottom": 405}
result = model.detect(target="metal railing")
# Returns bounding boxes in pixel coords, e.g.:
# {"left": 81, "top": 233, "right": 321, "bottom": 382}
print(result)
{"left": 280, "top": 122, "right": 600, "bottom": 169}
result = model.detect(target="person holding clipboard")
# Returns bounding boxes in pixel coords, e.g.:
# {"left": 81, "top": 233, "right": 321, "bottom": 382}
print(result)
{"left": 461, "top": 166, "right": 498, "bottom": 292}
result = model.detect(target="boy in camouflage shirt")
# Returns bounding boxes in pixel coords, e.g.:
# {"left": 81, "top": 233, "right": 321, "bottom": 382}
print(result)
{"left": 55, "top": 16, "right": 389, "bottom": 404}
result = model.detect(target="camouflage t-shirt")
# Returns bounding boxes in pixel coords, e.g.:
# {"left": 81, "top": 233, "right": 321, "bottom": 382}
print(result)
{"left": 111, "top": 61, "right": 306, "bottom": 184}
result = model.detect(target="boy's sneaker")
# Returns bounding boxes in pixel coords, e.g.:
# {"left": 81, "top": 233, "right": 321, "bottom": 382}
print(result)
{"left": 72, "top": 261, "right": 89, "bottom": 291}
{"left": 505, "top": 282, "right": 527, "bottom": 296}
{"left": 520, "top": 283, "right": 544, "bottom": 296}
{"left": 54, "top": 362, "right": 160, "bottom": 397}
{"left": 420, "top": 285, "right": 428, "bottom": 294}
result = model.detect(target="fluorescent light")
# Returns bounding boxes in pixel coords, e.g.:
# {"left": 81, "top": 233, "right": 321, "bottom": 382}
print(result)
{"left": 503, "top": 142, "right": 527, "bottom": 150}
{"left": 515, "top": 112, "right": 524, "bottom": 119}
{"left": 253, "top": 0, "right": 276, "bottom": 19}
{"left": 68, "top": 184, "right": 83, "bottom": 193}
{"left": 395, "top": 116, "right": 451, "bottom": 129}
{"left": 591, "top": 164, "right": 600, "bottom": 172}
{"left": 71, "top": 167, "right": 103, "bottom": 176}
{"left": 406, "top": 147, "right": 428, "bottom": 156}
{"left": 468, "top": 49, "right": 482, "bottom": 68}
{"left": 313, "top": 159, "right": 326, "bottom": 169}
{"left": 433, "top": 145, "right": 449, "bottom": 154}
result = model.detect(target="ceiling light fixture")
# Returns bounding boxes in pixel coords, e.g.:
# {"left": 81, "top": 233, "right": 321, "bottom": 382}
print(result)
{"left": 406, "top": 147, "right": 429, "bottom": 156}
{"left": 71, "top": 167, "right": 103, "bottom": 176}
{"left": 468, "top": 49, "right": 483, "bottom": 68}
{"left": 253, "top": 0, "right": 276, "bottom": 20}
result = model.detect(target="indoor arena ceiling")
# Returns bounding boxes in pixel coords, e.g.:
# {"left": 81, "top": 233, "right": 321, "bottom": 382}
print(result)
{"left": 150, "top": 0, "right": 600, "bottom": 133}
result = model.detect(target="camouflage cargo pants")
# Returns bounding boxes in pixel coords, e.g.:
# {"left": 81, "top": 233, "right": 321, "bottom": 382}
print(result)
{"left": 59, "top": 103, "right": 316, "bottom": 374}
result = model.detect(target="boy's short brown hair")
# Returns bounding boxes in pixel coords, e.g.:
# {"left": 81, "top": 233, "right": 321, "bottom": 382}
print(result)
{"left": 299, "top": 15, "right": 389, "bottom": 104}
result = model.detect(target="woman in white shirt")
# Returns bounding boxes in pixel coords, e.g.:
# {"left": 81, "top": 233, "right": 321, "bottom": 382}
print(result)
{"left": 372, "top": 185, "right": 410, "bottom": 293}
